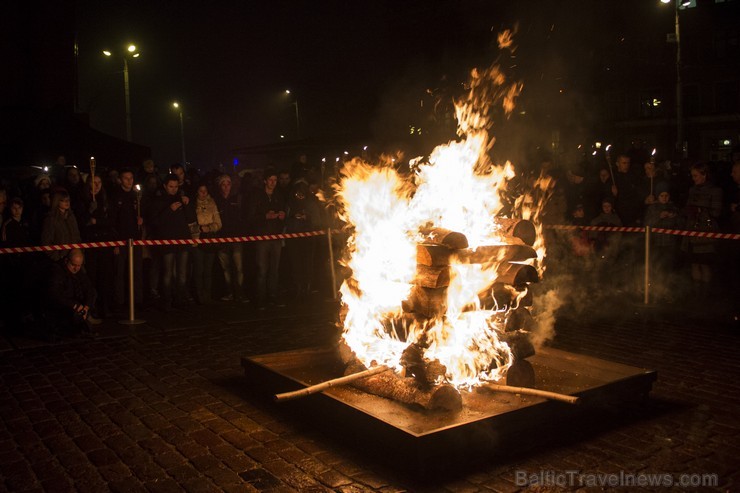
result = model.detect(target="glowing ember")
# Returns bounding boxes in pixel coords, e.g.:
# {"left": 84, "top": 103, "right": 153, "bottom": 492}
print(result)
{"left": 332, "top": 31, "right": 551, "bottom": 390}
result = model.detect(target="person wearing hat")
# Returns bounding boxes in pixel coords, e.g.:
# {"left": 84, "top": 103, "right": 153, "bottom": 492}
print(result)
{"left": 644, "top": 181, "right": 681, "bottom": 302}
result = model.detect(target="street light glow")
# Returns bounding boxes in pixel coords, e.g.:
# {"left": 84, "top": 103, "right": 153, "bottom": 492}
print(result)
{"left": 128, "top": 44, "right": 137, "bottom": 52}
{"left": 285, "top": 90, "right": 291, "bottom": 94}
{"left": 102, "top": 50, "right": 112, "bottom": 56}
{"left": 660, "top": 0, "right": 670, "bottom": 3}
{"left": 172, "top": 102, "right": 180, "bottom": 109}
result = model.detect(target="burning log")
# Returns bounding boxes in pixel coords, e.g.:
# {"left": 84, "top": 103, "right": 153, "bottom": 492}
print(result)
{"left": 400, "top": 343, "right": 448, "bottom": 388}
{"left": 497, "top": 218, "right": 537, "bottom": 246}
{"left": 417, "top": 244, "right": 453, "bottom": 267}
{"left": 495, "top": 262, "right": 539, "bottom": 286}
{"left": 402, "top": 285, "right": 448, "bottom": 318}
{"left": 419, "top": 227, "right": 469, "bottom": 249}
{"left": 345, "top": 360, "right": 462, "bottom": 412}
{"left": 505, "top": 359, "right": 535, "bottom": 388}
{"left": 415, "top": 265, "right": 451, "bottom": 289}
{"left": 456, "top": 244, "right": 538, "bottom": 265}
{"left": 500, "top": 330, "right": 535, "bottom": 360}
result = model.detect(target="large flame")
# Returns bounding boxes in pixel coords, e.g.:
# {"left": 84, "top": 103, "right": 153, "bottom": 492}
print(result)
{"left": 334, "top": 31, "right": 544, "bottom": 389}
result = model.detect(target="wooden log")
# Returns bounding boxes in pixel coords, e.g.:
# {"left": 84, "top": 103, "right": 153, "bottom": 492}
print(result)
{"left": 417, "top": 244, "right": 453, "bottom": 267}
{"left": 402, "top": 286, "right": 448, "bottom": 318}
{"left": 495, "top": 262, "right": 539, "bottom": 286}
{"left": 497, "top": 218, "right": 537, "bottom": 246}
{"left": 504, "top": 307, "right": 535, "bottom": 333}
{"left": 505, "top": 359, "right": 535, "bottom": 388}
{"left": 455, "top": 244, "right": 538, "bottom": 265}
{"left": 400, "top": 343, "right": 448, "bottom": 387}
{"left": 481, "top": 381, "right": 580, "bottom": 405}
{"left": 274, "top": 365, "right": 391, "bottom": 402}
{"left": 419, "top": 227, "right": 469, "bottom": 249}
{"left": 500, "top": 330, "right": 535, "bottom": 359}
{"left": 350, "top": 367, "right": 462, "bottom": 411}
{"left": 415, "top": 265, "right": 451, "bottom": 288}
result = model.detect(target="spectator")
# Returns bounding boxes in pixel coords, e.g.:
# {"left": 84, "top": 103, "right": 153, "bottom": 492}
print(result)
{"left": 191, "top": 183, "right": 222, "bottom": 304}
{"left": 683, "top": 162, "right": 723, "bottom": 298}
{"left": 214, "top": 174, "right": 247, "bottom": 303}
{"left": 597, "top": 167, "right": 615, "bottom": 204}
{"left": 151, "top": 174, "right": 193, "bottom": 310}
{"left": 77, "top": 174, "right": 116, "bottom": 317}
{"left": 29, "top": 189, "right": 52, "bottom": 244}
{"left": 41, "top": 190, "right": 81, "bottom": 262}
{"left": 590, "top": 196, "right": 623, "bottom": 288}
{"left": 284, "top": 179, "right": 321, "bottom": 302}
{"left": 62, "top": 166, "right": 85, "bottom": 214}
{"left": 611, "top": 153, "right": 642, "bottom": 226}
{"left": 170, "top": 163, "right": 194, "bottom": 198}
{"left": 565, "top": 159, "right": 600, "bottom": 220}
{"left": 644, "top": 182, "right": 681, "bottom": 302}
{"left": 1, "top": 197, "right": 34, "bottom": 334}
{"left": 109, "top": 168, "right": 144, "bottom": 308}
{"left": 247, "top": 168, "right": 286, "bottom": 309}
{"left": 45, "top": 249, "right": 99, "bottom": 340}
{"left": 277, "top": 169, "right": 292, "bottom": 198}
{"left": 2, "top": 197, "right": 30, "bottom": 247}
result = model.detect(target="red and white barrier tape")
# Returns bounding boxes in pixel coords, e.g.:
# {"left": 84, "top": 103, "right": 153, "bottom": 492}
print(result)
{"left": 545, "top": 224, "right": 740, "bottom": 240}
{"left": 0, "top": 230, "right": 327, "bottom": 255}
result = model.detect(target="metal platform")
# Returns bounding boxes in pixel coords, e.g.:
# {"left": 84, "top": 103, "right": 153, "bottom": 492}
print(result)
{"left": 241, "top": 345, "right": 657, "bottom": 476}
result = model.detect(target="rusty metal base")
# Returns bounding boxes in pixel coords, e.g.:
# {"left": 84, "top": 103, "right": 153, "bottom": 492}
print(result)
{"left": 241, "top": 345, "right": 656, "bottom": 477}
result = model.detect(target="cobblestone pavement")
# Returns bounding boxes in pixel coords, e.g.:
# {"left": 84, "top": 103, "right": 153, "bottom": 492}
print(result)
{"left": 1, "top": 294, "right": 738, "bottom": 492}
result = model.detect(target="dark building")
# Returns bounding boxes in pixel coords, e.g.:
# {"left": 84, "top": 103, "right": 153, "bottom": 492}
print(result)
{"left": 0, "top": 2, "right": 149, "bottom": 171}
{"left": 601, "top": 0, "right": 740, "bottom": 162}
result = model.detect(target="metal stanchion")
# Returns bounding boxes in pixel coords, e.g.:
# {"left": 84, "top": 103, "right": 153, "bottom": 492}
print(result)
{"left": 644, "top": 225, "right": 651, "bottom": 305}
{"left": 327, "top": 228, "right": 338, "bottom": 301}
{"left": 119, "top": 238, "right": 145, "bottom": 325}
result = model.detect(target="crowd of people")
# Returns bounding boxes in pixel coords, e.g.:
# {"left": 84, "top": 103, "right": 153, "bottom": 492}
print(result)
{"left": 1, "top": 147, "right": 739, "bottom": 340}
{"left": 0, "top": 155, "right": 329, "bottom": 340}
{"left": 537, "top": 149, "right": 740, "bottom": 306}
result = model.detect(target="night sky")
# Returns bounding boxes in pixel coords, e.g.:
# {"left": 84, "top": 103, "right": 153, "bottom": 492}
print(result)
{"left": 74, "top": 0, "right": 671, "bottom": 169}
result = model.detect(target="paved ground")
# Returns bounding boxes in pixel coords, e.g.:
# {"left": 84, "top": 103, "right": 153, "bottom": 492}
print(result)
{"left": 1, "top": 291, "right": 738, "bottom": 492}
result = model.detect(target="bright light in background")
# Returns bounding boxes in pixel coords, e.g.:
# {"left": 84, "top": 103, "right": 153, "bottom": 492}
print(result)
{"left": 127, "top": 44, "right": 137, "bottom": 52}
{"left": 363, "top": 146, "right": 368, "bottom": 151}
{"left": 285, "top": 90, "right": 291, "bottom": 95}
{"left": 102, "top": 50, "right": 111, "bottom": 57}
{"left": 172, "top": 102, "right": 180, "bottom": 109}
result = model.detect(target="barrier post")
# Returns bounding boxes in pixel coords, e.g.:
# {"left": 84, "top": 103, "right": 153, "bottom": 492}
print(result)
{"left": 644, "top": 226, "right": 651, "bottom": 305}
{"left": 119, "top": 238, "right": 145, "bottom": 325}
{"left": 327, "top": 228, "right": 338, "bottom": 301}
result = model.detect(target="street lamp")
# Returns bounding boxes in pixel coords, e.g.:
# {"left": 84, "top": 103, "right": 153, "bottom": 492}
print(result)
{"left": 661, "top": 0, "right": 691, "bottom": 157}
{"left": 285, "top": 89, "right": 300, "bottom": 139}
{"left": 172, "top": 102, "right": 187, "bottom": 165}
{"left": 103, "top": 44, "right": 140, "bottom": 142}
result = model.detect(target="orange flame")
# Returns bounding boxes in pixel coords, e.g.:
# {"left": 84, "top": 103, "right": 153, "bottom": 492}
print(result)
{"left": 333, "top": 31, "right": 547, "bottom": 389}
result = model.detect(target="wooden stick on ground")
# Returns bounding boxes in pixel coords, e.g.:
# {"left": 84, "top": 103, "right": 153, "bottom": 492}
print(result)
{"left": 483, "top": 383, "right": 580, "bottom": 405}
{"left": 274, "top": 365, "right": 391, "bottom": 402}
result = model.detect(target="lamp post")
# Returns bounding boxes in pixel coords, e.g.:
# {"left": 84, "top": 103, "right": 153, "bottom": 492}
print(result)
{"left": 661, "top": 0, "right": 689, "bottom": 157}
{"left": 103, "top": 44, "right": 140, "bottom": 142}
{"left": 285, "top": 89, "right": 300, "bottom": 139}
{"left": 172, "top": 102, "right": 187, "bottom": 165}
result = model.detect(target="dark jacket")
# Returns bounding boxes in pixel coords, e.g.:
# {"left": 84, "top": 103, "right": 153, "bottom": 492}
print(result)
{"left": 247, "top": 188, "right": 285, "bottom": 235}
{"left": 41, "top": 211, "right": 81, "bottom": 261}
{"left": 214, "top": 193, "right": 244, "bottom": 237}
{"left": 151, "top": 193, "right": 193, "bottom": 241}
{"left": 47, "top": 262, "right": 95, "bottom": 311}
{"left": 109, "top": 187, "right": 141, "bottom": 240}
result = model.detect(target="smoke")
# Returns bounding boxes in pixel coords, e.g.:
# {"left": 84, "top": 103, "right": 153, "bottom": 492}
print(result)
{"left": 529, "top": 286, "right": 563, "bottom": 349}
